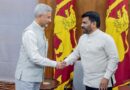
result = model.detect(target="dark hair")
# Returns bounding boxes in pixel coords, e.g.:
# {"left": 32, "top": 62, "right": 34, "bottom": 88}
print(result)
{"left": 81, "top": 11, "right": 100, "bottom": 28}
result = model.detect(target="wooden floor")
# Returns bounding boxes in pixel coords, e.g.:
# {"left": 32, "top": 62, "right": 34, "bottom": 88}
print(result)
{"left": 0, "top": 81, "right": 130, "bottom": 90}
{"left": 0, "top": 81, "right": 15, "bottom": 90}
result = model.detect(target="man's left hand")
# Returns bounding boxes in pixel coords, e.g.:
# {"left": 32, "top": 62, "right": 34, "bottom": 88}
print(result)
{"left": 99, "top": 78, "right": 109, "bottom": 90}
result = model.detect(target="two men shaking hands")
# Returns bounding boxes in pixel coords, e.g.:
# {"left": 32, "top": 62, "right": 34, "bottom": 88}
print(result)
{"left": 15, "top": 3, "right": 119, "bottom": 90}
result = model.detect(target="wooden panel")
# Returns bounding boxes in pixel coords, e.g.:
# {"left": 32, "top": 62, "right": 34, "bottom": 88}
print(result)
{"left": 39, "top": 0, "right": 130, "bottom": 79}
{"left": 0, "top": 81, "right": 15, "bottom": 90}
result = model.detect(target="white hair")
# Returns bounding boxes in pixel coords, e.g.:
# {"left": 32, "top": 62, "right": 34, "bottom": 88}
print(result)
{"left": 34, "top": 3, "right": 52, "bottom": 17}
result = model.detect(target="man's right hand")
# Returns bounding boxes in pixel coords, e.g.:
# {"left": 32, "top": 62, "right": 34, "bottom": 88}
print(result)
{"left": 99, "top": 78, "right": 109, "bottom": 90}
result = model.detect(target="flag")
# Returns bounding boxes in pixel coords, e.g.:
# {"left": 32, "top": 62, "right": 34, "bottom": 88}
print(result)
{"left": 53, "top": 0, "right": 77, "bottom": 90}
{"left": 105, "top": 0, "right": 130, "bottom": 90}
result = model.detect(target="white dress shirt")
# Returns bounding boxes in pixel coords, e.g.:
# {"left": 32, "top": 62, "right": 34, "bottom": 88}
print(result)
{"left": 15, "top": 21, "right": 57, "bottom": 82}
{"left": 65, "top": 29, "right": 119, "bottom": 88}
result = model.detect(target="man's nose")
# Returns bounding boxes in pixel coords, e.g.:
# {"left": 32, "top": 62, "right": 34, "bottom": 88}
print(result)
{"left": 81, "top": 23, "right": 84, "bottom": 27}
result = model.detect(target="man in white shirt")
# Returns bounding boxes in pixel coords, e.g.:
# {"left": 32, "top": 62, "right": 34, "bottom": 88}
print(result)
{"left": 62, "top": 11, "right": 119, "bottom": 90}
{"left": 15, "top": 4, "right": 62, "bottom": 90}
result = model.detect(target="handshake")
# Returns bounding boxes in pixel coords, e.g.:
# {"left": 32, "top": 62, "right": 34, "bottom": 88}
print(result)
{"left": 56, "top": 61, "right": 67, "bottom": 69}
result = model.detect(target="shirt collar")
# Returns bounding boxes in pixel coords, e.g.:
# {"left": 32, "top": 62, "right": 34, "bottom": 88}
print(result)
{"left": 33, "top": 21, "right": 45, "bottom": 32}
{"left": 87, "top": 29, "right": 100, "bottom": 37}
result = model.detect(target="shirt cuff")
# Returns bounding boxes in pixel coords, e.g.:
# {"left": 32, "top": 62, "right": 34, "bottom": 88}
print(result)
{"left": 45, "top": 58, "right": 57, "bottom": 67}
{"left": 52, "top": 61, "right": 57, "bottom": 67}
{"left": 104, "top": 70, "right": 113, "bottom": 80}
{"left": 50, "top": 60, "right": 57, "bottom": 67}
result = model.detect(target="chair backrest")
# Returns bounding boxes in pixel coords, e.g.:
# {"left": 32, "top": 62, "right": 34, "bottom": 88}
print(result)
{"left": 73, "top": 61, "right": 85, "bottom": 90}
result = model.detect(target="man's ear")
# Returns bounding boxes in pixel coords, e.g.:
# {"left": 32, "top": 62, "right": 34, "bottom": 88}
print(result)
{"left": 91, "top": 22, "right": 96, "bottom": 28}
{"left": 93, "top": 22, "right": 97, "bottom": 26}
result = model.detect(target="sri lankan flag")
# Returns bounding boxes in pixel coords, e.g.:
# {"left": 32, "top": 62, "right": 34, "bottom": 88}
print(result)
{"left": 53, "top": 0, "right": 77, "bottom": 90}
{"left": 105, "top": 0, "right": 130, "bottom": 90}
